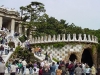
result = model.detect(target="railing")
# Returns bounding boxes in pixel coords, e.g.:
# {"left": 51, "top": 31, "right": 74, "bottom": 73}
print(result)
{"left": 30, "top": 34, "right": 98, "bottom": 44}
{"left": 0, "top": 7, "right": 19, "bottom": 16}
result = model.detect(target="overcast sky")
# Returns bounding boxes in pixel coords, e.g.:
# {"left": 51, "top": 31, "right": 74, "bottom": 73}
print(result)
{"left": 0, "top": 0, "right": 100, "bottom": 30}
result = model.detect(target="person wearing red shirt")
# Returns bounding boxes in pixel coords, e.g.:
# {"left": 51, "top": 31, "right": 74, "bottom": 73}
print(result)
{"left": 39, "top": 67, "right": 43, "bottom": 75}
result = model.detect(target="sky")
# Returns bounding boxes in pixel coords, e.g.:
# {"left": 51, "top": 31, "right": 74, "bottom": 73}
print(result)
{"left": 0, "top": 0, "right": 100, "bottom": 30}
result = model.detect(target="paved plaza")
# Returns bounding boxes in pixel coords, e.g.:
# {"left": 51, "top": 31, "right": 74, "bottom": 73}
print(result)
{"left": 5, "top": 68, "right": 39, "bottom": 75}
{"left": 4, "top": 73, "right": 38, "bottom": 75}
{"left": 5, "top": 74, "right": 30, "bottom": 75}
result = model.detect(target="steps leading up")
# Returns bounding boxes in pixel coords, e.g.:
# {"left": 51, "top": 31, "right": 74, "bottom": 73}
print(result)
{"left": 34, "top": 54, "right": 45, "bottom": 61}
{"left": 34, "top": 53, "right": 56, "bottom": 64}
{"left": 3, "top": 52, "right": 13, "bottom": 63}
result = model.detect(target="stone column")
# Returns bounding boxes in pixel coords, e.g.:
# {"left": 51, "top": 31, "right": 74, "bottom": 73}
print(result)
{"left": 78, "top": 34, "right": 82, "bottom": 41}
{"left": 83, "top": 34, "right": 87, "bottom": 41}
{"left": 48, "top": 35, "right": 51, "bottom": 42}
{"left": 19, "top": 23, "right": 22, "bottom": 35}
{"left": 29, "top": 34, "right": 32, "bottom": 40}
{"left": 73, "top": 34, "right": 76, "bottom": 41}
{"left": 67, "top": 34, "right": 71, "bottom": 41}
{"left": 11, "top": 19, "right": 15, "bottom": 35}
{"left": 88, "top": 35, "right": 91, "bottom": 42}
{"left": 0, "top": 16, "right": 3, "bottom": 29}
{"left": 40, "top": 36, "right": 43, "bottom": 42}
{"left": 25, "top": 27, "right": 27, "bottom": 36}
{"left": 62, "top": 34, "right": 65, "bottom": 41}
{"left": 57, "top": 34, "right": 60, "bottom": 41}
{"left": 53, "top": 35, "right": 56, "bottom": 41}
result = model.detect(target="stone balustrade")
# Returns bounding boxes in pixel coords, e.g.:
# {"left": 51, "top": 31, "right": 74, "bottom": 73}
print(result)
{"left": 0, "top": 7, "right": 19, "bottom": 17}
{"left": 30, "top": 34, "right": 98, "bottom": 44}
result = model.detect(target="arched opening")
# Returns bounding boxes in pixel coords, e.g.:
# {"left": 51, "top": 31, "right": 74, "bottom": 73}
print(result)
{"left": 81, "top": 48, "right": 93, "bottom": 67}
{"left": 69, "top": 54, "right": 77, "bottom": 62}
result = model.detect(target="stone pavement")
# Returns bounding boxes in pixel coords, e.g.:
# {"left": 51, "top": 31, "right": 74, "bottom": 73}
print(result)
{"left": 5, "top": 74, "right": 31, "bottom": 75}
{"left": 5, "top": 73, "right": 38, "bottom": 75}
{"left": 5, "top": 67, "right": 39, "bottom": 75}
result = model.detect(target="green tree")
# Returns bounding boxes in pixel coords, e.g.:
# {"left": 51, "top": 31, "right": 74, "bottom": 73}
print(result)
{"left": 20, "top": 1, "right": 46, "bottom": 38}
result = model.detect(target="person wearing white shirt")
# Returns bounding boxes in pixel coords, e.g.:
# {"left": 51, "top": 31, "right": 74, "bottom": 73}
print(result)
{"left": 22, "top": 59, "right": 27, "bottom": 75}
{"left": 40, "top": 60, "right": 44, "bottom": 68}
{"left": 4, "top": 43, "right": 9, "bottom": 55}
{"left": 86, "top": 65, "right": 91, "bottom": 75}
{"left": 10, "top": 62, "right": 17, "bottom": 75}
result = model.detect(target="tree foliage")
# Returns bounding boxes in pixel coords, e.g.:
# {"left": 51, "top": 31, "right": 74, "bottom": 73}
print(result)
{"left": 20, "top": 1, "right": 100, "bottom": 53}
{"left": 20, "top": 1, "right": 46, "bottom": 37}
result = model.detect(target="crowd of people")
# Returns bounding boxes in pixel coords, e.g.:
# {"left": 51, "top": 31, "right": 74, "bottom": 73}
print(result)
{"left": 0, "top": 30, "right": 10, "bottom": 56}
{"left": 0, "top": 58, "right": 100, "bottom": 75}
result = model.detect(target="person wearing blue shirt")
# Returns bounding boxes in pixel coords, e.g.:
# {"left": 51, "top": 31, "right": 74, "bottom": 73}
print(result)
{"left": 50, "top": 62, "right": 56, "bottom": 75}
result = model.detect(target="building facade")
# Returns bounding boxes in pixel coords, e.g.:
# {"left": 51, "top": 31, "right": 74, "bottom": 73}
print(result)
{"left": 0, "top": 6, "right": 22, "bottom": 35}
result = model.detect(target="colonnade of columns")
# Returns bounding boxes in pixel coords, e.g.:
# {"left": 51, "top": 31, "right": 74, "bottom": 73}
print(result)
{"left": 0, "top": 16, "right": 3, "bottom": 29}
{"left": 0, "top": 16, "right": 22, "bottom": 35}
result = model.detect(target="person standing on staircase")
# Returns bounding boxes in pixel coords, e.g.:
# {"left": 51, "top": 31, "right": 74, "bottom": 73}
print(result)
{"left": 22, "top": 59, "right": 27, "bottom": 75}
{"left": 7, "top": 61, "right": 11, "bottom": 73}
{"left": 4, "top": 43, "right": 9, "bottom": 55}
{"left": 0, "top": 57, "right": 6, "bottom": 75}
{"left": 45, "top": 52, "right": 48, "bottom": 61}
{"left": 0, "top": 45, "right": 4, "bottom": 56}
{"left": 10, "top": 61, "right": 17, "bottom": 75}
{"left": 38, "top": 47, "right": 42, "bottom": 56}
{"left": 2, "top": 36, "right": 7, "bottom": 44}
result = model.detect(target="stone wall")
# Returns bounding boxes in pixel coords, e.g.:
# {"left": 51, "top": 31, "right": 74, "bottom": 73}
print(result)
{"left": 30, "top": 34, "right": 98, "bottom": 44}
{"left": 41, "top": 43, "right": 97, "bottom": 67}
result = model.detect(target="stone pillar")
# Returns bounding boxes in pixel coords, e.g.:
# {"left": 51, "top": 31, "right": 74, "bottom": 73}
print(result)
{"left": 76, "top": 53, "right": 82, "bottom": 63}
{"left": 57, "top": 34, "right": 60, "bottom": 41}
{"left": 25, "top": 27, "right": 27, "bottom": 36}
{"left": 88, "top": 35, "right": 91, "bottom": 42}
{"left": 38, "top": 37, "right": 40, "bottom": 43}
{"left": 19, "top": 23, "right": 22, "bottom": 35}
{"left": 48, "top": 35, "right": 51, "bottom": 42}
{"left": 40, "top": 36, "right": 43, "bottom": 42}
{"left": 0, "top": 16, "right": 3, "bottom": 29}
{"left": 83, "top": 34, "right": 87, "bottom": 41}
{"left": 78, "top": 34, "right": 82, "bottom": 41}
{"left": 11, "top": 19, "right": 15, "bottom": 35}
{"left": 67, "top": 34, "right": 71, "bottom": 41}
{"left": 73, "top": 34, "right": 76, "bottom": 41}
{"left": 92, "top": 35, "right": 94, "bottom": 42}
{"left": 29, "top": 35, "right": 32, "bottom": 40}
{"left": 32, "top": 37, "right": 34, "bottom": 43}
{"left": 35, "top": 37, "right": 37, "bottom": 43}
{"left": 62, "top": 34, "right": 65, "bottom": 41}
{"left": 44, "top": 35, "right": 47, "bottom": 42}
{"left": 52, "top": 35, "right": 56, "bottom": 41}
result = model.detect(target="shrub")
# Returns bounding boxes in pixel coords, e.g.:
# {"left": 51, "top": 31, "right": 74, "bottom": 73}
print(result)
{"left": 8, "top": 42, "right": 15, "bottom": 48}
{"left": 9, "top": 46, "right": 39, "bottom": 63}
{"left": 53, "top": 58, "right": 59, "bottom": 62}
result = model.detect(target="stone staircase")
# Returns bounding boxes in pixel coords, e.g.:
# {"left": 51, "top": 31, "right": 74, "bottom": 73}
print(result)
{"left": 34, "top": 54, "right": 45, "bottom": 61}
{"left": 2, "top": 52, "right": 13, "bottom": 63}
{"left": 1, "top": 31, "right": 56, "bottom": 74}
{"left": 1, "top": 30, "right": 19, "bottom": 64}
